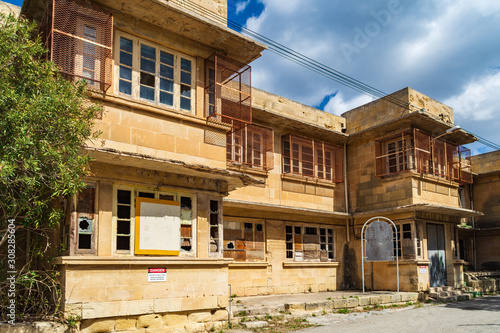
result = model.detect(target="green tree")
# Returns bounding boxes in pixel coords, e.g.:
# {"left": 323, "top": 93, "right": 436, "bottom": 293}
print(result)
{"left": 0, "top": 13, "right": 100, "bottom": 244}
{"left": 0, "top": 14, "right": 100, "bottom": 318}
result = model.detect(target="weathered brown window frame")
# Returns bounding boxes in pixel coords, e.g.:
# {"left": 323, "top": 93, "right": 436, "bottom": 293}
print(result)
{"left": 375, "top": 128, "right": 472, "bottom": 183}
{"left": 282, "top": 134, "right": 343, "bottom": 183}
{"left": 227, "top": 124, "right": 274, "bottom": 170}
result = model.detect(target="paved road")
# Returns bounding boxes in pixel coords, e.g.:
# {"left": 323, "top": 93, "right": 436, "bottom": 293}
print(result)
{"left": 300, "top": 295, "right": 500, "bottom": 333}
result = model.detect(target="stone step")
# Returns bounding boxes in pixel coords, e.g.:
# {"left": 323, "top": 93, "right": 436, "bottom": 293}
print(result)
{"left": 241, "top": 321, "right": 269, "bottom": 329}
{"left": 232, "top": 293, "right": 420, "bottom": 318}
{"left": 428, "top": 287, "right": 471, "bottom": 303}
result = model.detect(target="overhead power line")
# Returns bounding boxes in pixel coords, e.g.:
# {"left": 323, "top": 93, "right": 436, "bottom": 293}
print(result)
{"left": 170, "top": 0, "right": 499, "bottom": 151}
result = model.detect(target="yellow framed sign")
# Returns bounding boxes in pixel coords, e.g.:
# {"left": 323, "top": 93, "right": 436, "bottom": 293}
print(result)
{"left": 135, "top": 197, "right": 180, "bottom": 255}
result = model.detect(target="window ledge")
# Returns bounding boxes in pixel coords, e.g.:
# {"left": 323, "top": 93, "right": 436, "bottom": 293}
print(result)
{"left": 388, "top": 259, "right": 429, "bottom": 266}
{"left": 379, "top": 171, "right": 460, "bottom": 187}
{"left": 93, "top": 93, "right": 231, "bottom": 132}
{"left": 281, "top": 173, "right": 337, "bottom": 188}
{"left": 53, "top": 256, "right": 233, "bottom": 266}
{"left": 283, "top": 261, "right": 339, "bottom": 268}
{"left": 411, "top": 173, "right": 460, "bottom": 187}
{"left": 227, "top": 164, "right": 269, "bottom": 177}
{"left": 229, "top": 262, "right": 269, "bottom": 268}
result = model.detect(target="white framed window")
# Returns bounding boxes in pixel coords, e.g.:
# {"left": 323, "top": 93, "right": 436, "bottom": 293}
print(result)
{"left": 115, "top": 31, "right": 195, "bottom": 113}
{"left": 113, "top": 186, "right": 196, "bottom": 256}
{"left": 285, "top": 224, "right": 335, "bottom": 262}
{"left": 209, "top": 199, "right": 222, "bottom": 256}
{"left": 393, "top": 222, "right": 422, "bottom": 259}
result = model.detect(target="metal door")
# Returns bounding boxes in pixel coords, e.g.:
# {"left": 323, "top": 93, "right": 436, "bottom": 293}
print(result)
{"left": 427, "top": 223, "right": 446, "bottom": 287}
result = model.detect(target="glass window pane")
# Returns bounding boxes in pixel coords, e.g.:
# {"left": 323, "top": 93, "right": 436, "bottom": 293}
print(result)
{"left": 140, "top": 86, "right": 155, "bottom": 101}
{"left": 117, "top": 205, "right": 130, "bottom": 219}
{"left": 141, "top": 58, "right": 155, "bottom": 73}
{"left": 160, "top": 51, "right": 174, "bottom": 66}
{"left": 84, "top": 25, "right": 97, "bottom": 41}
{"left": 119, "top": 66, "right": 132, "bottom": 81}
{"left": 180, "top": 84, "right": 191, "bottom": 97}
{"left": 117, "top": 190, "right": 131, "bottom": 204}
{"left": 83, "top": 55, "right": 95, "bottom": 70}
{"left": 120, "top": 37, "right": 133, "bottom": 53}
{"left": 180, "top": 97, "right": 191, "bottom": 111}
{"left": 160, "top": 78, "right": 173, "bottom": 92}
{"left": 138, "top": 192, "right": 155, "bottom": 198}
{"left": 120, "top": 51, "right": 132, "bottom": 67}
{"left": 181, "top": 71, "right": 191, "bottom": 85}
{"left": 117, "top": 220, "right": 130, "bottom": 234}
{"left": 116, "top": 236, "right": 130, "bottom": 250}
{"left": 181, "top": 197, "right": 192, "bottom": 210}
{"left": 160, "top": 91, "right": 173, "bottom": 106}
{"left": 83, "top": 43, "right": 96, "bottom": 56}
{"left": 181, "top": 58, "right": 191, "bottom": 71}
{"left": 82, "top": 69, "right": 93, "bottom": 79}
{"left": 160, "top": 64, "right": 174, "bottom": 79}
{"left": 119, "top": 80, "right": 132, "bottom": 95}
{"left": 140, "top": 72, "right": 155, "bottom": 87}
{"left": 141, "top": 44, "right": 156, "bottom": 60}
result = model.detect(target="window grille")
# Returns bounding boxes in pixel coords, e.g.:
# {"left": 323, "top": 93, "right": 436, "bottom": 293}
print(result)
{"left": 375, "top": 128, "right": 472, "bottom": 184}
{"left": 227, "top": 124, "right": 274, "bottom": 170}
{"left": 205, "top": 53, "right": 252, "bottom": 130}
{"left": 40, "top": 0, "right": 113, "bottom": 91}
{"left": 282, "top": 134, "right": 343, "bottom": 183}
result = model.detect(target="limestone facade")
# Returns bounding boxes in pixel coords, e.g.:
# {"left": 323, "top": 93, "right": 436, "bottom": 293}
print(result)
{"left": 471, "top": 151, "right": 500, "bottom": 270}
{"left": 19, "top": 0, "right": 485, "bottom": 331}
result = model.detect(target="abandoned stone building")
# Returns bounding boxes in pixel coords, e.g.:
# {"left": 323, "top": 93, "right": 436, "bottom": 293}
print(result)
{"left": 16, "top": 0, "right": 494, "bottom": 330}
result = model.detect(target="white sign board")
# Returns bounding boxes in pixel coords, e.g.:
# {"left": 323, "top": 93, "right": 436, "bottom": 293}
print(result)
{"left": 135, "top": 198, "right": 180, "bottom": 255}
{"left": 148, "top": 268, "right": 167, "bottom": 282}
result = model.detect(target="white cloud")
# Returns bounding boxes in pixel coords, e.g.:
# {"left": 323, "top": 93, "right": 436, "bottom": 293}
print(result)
{"left": 324, "top": 93, "right": 373, "bottom": 116}
{"left": 444, "top": 70, "right": 500, "bottom": 121}
{"left": 235, "top": 0, "right": 251, "bottom": 15}
{"left": 237, "top": 1, "right": 500, "bottom": 151}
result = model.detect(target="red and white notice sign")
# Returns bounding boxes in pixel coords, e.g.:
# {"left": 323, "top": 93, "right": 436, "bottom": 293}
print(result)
{"left": 148, "top": 268, "right": 167, "bottom": 282}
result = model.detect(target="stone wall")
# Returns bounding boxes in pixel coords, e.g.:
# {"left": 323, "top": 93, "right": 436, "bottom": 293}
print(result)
{"left": 342, "top": 87, "right": 454, "bottom": 134}
{"left": 59, "top": 260, "right": 229, "bottom": 322}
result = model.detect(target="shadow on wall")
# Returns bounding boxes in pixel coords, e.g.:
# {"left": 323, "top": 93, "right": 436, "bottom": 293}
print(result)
{"left": 341, "top": 243, "right": 360, "bottom": 290}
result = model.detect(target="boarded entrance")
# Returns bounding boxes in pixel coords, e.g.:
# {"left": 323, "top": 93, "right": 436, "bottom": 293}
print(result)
{"left": 427, "top": 223, "right": 446, "bottom": 287}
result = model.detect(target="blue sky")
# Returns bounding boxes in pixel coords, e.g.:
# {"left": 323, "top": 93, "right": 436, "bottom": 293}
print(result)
{"left": 4, "top": 0, "right": 500, "bottom": 154}
{"left": 226, "top": 0, "right": 500, "bottom": 154}
{"left": 3, "top": 0, "right": 21, "bottom": 6}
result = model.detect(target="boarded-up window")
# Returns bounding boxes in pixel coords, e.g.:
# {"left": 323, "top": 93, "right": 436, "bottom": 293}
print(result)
{"left": 135, "top": 197, "right": 180, "bottom": 255}
{"left": 114, "top": 188, "right": 196, "bottom": 256}
{"left": 223, "top": 221, "right": 265, "bottom": 261}
{"left": 393, "top": 222, "right": 421, "bottom": 259}
{"left": 285, "top": 224, "right": 334, "bottom": 262}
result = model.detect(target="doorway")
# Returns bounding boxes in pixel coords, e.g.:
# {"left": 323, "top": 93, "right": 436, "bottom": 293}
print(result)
{"left": 427, "top": 223, "right": 446, "bottom": 287}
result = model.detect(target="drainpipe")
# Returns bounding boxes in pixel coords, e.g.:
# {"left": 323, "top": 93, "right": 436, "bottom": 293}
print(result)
{"left": 228, "top": 284, "right": 232, "bottom": 326}
{"left": 344, "top": 142, "right": 349, "bottom": 243}
{"left": 469, "top": 184, "right": 476, "bottom": 269}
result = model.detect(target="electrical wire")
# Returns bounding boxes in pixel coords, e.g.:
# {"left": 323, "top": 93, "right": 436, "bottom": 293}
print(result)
{"left": 170, "top": 0, "right": 499, "bottom": 150}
